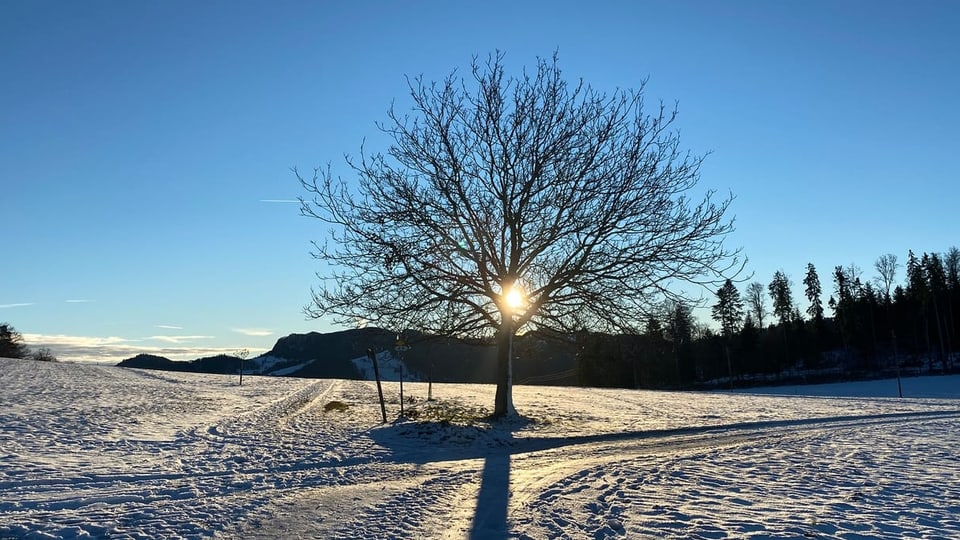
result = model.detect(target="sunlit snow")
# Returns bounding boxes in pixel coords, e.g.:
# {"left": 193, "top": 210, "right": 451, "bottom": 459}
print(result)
{"left": 1, "top": 357, "right": 958, "bottom": 539}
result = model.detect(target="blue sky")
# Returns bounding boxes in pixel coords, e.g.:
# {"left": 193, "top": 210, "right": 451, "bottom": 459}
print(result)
{"left": 2, "top": 1, "right": 958, "bottom": 362}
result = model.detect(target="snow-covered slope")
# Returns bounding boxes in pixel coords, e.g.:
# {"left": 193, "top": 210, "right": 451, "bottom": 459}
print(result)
{"left": 2, "top": 357, "right": 958, "bottom": 539}
{"left": 350, "top": 350, "right": 421, "bottom": 382}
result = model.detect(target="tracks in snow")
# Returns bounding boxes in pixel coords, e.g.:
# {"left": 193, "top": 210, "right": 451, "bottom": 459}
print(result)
{"left": 505, "top": 409, "right": 960, "bottom": 539}
{"left": 234, "top": 405, "right": 960, "bottom": 539}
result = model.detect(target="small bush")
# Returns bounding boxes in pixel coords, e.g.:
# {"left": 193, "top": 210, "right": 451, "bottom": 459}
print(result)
{"left": 324, "top": 400, "right": 349, "bottom": 412}
{"left": 31, "top": 347, "right": 57, "bottom": 362}
{"left": 404, "top": 400, "right": 490, "bottom": 425}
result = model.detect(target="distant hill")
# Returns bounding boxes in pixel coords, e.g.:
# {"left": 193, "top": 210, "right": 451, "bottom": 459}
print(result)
{"left": 269, "top": 327, "right": 577, "bottom": 385}
{"left": 117, "top": 353, "right": 244, "bottom": 374}
{"left": 116, "top": 327, "right": 578, "bottom": 385}
{"left": 117, "top": 354, "right": 182, "bottom": 370}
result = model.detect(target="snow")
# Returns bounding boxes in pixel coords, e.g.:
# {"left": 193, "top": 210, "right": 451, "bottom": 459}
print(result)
{"left": 351, "top": 350, "right": 421, "bottom": 382}
{"left": 2, "top": 357, "right": 959, "bottom": 539}
{"left": 244, "top": 355, "right": 307, "bottom": 376}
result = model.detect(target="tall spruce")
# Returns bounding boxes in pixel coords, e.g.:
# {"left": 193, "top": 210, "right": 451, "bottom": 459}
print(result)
{"left": 767, "top": 270, "right": 794, "bottom": 325}
{"left": 906, "top": 250, "right": 925, "bottom": 299}
{"left": 905, "top": 250, "right": 930, "bottom": 357}
{"left": 664, "top": 300, "right": 695, "bottom": 385}
{"left": 925, "top": 253, "right": 949, "bottom": 366}
{"left": 712, "top": 279, "right": 744, "bottom": 337}
{"left": 832, "top": 265, "right": 854, "bottom": 348}
{"left": 803, "top": 263, "right": 824, "bottom": 322}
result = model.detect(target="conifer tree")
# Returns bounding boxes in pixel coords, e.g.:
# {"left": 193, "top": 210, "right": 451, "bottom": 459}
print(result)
{"left": 832, "top": 266, "right": 854, "bottom": 349}
{"left": 906, "top": 251, "right": 925, "bottom": 299}
{"left": 768, "top": 271, "right": 794, "bottom": 326}
{"left": 904, "top": 251, "right": 930, "bottom": 358}
{"left": 803, "top": 263, "right": 824, "bottom": 322}
{"left": 0, "top": 323, "right": 29, "bottom": 359}
{"left": 925, "top": 253, "right": 949, "bottom": 366}
{"left": 664, "top": 300, "right": 695, "bottom": 385}
{"left": 712, "top": 279, "right": 744, "bottom": 337}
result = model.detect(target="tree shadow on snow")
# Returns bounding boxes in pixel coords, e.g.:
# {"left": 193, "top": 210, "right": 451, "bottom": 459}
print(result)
{"left": 469, "top": 450, "right": 510, "bottom": 539}
{"left": 369, "top": 414, "right": 528, "bottom": 538}
{"left": 369, "top": 407, "right": 960, "bottom": 538}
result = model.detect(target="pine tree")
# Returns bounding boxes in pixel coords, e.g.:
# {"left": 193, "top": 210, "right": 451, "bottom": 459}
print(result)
{"left": 925, "top": 253, "right": 949, "bottom": 367}
{"left": 768, "top": 271, "right": 794, "bottom": 326}
{"left": 712, "top": 279, "right": 744, "bottom": 337}
{"left": 710, "top": 280, "right": 744, "bottom": 387}
{"left": 906, "top": 250, "right": 925, "bottom": 299}
{"left": 832, "top": 265, "right": 855, "bottom": 351}
{"left": 803, "top": 263, "right": 824, "bottom": 322}
{"left": 0, "top": 323, "right": 30, "bottom": 359}
{"left": 767, "top": 271, "right": 795, "bottom": 373}
{"left": 905, "top": 251, "right": 931, "bottom": 362}
{"left": 664, "top": 300, "right": 694, "bottom": 385}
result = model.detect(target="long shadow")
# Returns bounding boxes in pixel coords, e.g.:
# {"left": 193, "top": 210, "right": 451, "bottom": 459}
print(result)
{"left": 361, "top": 408, "right": 960, "bottom": 538}
{"left": 469, "top": 451, "right": 511, "bottom": 539}
{"left": 370, "top": 408, "right": 960, "bottom": 465}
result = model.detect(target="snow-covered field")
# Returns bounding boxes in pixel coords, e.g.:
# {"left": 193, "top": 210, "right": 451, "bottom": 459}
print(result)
{"left": 2, "top": 358, "right": 959, "bottom": 539}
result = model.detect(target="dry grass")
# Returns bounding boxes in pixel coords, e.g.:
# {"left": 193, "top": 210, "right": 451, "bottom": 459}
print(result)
{"left": 323, "top": 400, "right": 349, "bottom": 412}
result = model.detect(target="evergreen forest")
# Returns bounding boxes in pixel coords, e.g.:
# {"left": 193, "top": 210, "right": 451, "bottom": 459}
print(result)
{"left": 576, "top": 248, "right": 960, "bottom": 389}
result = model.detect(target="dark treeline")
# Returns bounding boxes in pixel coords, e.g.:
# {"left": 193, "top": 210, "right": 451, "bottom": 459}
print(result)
{"left": 577, "top": 247, "right": 960, "bottom": 389}
{"left": 0, "top": 323, "right": 56, "bottom": 362}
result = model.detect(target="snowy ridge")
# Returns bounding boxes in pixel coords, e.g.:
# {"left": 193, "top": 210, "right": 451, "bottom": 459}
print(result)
{"left": 1, "top": 358, "right": 959, "bottom": 539}
{"left": 350, "top": 350, "right": 421, "bottom": 382}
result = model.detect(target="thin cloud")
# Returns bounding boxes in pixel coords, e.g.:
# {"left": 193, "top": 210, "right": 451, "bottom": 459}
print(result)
{"left": 147, "top": 335, "right": 215, "bottom": 345}
{"left": 232, "top": 328, "right": 273, "bottom": 337}
{"left": 0, "top": 302, "right": 35, "bottom": 309}
{"left": 23, "top": 333, "right": 137, "bottom": 347}
{"left": 156, "top": 325, "right": 183, "bottom": 330}
{"left": 21, "top": 333, "right": 264, "bottom": 363}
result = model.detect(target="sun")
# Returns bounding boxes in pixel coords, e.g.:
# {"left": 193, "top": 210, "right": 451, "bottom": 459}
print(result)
{"left": 504, "top": 284, "right": 525, "bottom": 312}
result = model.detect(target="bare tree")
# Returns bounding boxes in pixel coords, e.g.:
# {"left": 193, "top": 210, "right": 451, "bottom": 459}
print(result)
{"left": 31, "top": 347, "right": 57, "bottom": 362}
{"left": 745, "top": 282, "right": 767, "bottom": 329}
{"left": 874, "top": 253, "right": 899, "bottom": 304}
{"left": 945, "top": 247, "right": 960, "bottom": 291}
{"left": 298, "top": 52, "right": 741, "bottom": 416}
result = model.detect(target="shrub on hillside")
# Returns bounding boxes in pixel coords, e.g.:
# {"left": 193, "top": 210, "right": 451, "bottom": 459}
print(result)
{"left": 0, "top": 323, "right": 29, "bottom": 359}
{"left": 31, "top": 347, "right": 57, "bottom": 362}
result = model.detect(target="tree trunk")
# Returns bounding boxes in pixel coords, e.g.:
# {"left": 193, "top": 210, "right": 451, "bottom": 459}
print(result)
{"left": 492, "top": 323, "right": 516, "bottom": 417}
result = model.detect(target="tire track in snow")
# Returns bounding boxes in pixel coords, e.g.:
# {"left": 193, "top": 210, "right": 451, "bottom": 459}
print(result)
{"left": 191, "top": 378, "right": 335, "bottom": 441}
{"left": 506, "top": 410, "right": 960, "bottom": 538}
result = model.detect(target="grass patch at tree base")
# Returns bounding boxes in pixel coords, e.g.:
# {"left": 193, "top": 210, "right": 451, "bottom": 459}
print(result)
{"left": 323, "top": 400, "right": 349, "bottom": 412}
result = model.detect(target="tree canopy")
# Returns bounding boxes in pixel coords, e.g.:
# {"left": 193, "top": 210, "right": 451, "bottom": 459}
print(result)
{"left": 298, "top": 52, "right": 740, "bottom": 415}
